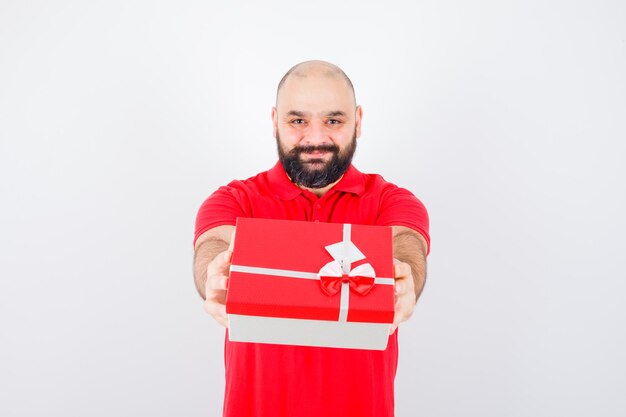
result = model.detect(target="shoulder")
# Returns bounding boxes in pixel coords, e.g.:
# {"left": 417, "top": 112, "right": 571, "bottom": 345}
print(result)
{"left": 193, "top": 169, "right": 271, "bottom": 244}
{"left": 357, "top": 170, "right": 430, "bottom": 253}
{"left": 209, "top": 169, "right": 273, "bottom": 199}
{"left": 359, "top": 170, "right": 422, "bottom": 202}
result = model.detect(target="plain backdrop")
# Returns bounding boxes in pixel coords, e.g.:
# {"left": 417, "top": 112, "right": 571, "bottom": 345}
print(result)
{"left": 1, "top": 1, "right": 625, "bottom": 416}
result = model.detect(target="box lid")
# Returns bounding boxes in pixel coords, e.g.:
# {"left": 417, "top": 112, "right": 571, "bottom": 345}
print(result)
{"left": 226, "top": 218, "right": 395, "bottom": 324}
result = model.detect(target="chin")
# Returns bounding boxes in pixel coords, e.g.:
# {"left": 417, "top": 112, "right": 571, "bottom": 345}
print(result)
{"left": 302, "top": 161, "right": 329, "bottom": 170}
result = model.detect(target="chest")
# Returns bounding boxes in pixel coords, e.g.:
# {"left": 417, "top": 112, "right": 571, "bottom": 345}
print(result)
{"left": 244, "top": 191, "right": 380, "bottom": 225}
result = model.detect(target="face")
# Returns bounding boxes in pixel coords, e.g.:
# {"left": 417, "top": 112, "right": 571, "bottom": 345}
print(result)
{"left": 272, "top": 72, "right": 362, "bottom": 189}
{"left": 276, "top": 128, "right": 357, "bottom": 188}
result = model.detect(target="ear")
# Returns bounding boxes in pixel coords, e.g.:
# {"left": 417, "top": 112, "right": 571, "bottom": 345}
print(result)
{"left": 271, "top": 107, "right": 278, "bottom": 139}
{"left": 354, "top": 105, "right": 363, "bottom": 139}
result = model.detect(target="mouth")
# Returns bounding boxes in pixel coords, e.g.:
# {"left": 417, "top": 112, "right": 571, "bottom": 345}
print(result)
{"left": 303, "top": 150, "right": 331, "bottom": 158}
{"left": 301, "top": 158, "right": 327, "bottom": 167}
{"left": 294, "top": 145, "right": 338, "bottom": 166}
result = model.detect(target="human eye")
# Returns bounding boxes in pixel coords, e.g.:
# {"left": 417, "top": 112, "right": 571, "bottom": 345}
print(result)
{"left": 291, "top": 119, "right": 305, "bottom": 125}
{"left": 327, "top": 119, "right": 342, "bottom": 125}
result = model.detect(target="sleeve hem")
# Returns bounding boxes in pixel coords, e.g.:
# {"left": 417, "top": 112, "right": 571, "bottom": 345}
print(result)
{"left": 381, "top": 221, "right": 431, "bottom": 255}
{"left": 193, "top": 220, "right": 238, "bottom": 248}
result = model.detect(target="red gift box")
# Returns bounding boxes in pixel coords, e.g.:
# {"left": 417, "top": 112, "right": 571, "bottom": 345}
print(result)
{"left": 226, "top": 217, "right": 395, "bottom": 350}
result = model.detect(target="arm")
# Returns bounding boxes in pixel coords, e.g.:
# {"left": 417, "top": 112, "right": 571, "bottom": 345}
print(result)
{"left": 389, "top": 225, "right": 428, "bottom": 334}
{"left": 392, "top": 225, "right": 428, "bottom": 300}
{"left": 193, "top": 225, "right": 235, "bottom": 327}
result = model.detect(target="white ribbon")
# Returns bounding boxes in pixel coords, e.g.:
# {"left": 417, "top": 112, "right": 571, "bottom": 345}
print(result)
{"left": 317, "top": 260, "right": 376, "bottom": 280}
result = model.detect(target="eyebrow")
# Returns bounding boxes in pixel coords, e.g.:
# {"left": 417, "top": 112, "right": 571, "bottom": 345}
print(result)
{"left": 325, "top": 111, "right": 347, "bottom": 118}
{"left": 284, "top": 110, "right": 348, "bottom": 118}
{"left": 286, "top": 110, "right": 308, "bottom": 118}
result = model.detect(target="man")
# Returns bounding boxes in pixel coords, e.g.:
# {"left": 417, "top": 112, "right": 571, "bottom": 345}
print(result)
{"left": 193, "top": 60, "right": 430, "bottom": 417}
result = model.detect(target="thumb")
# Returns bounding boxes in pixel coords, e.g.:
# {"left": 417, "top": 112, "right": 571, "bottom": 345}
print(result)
{"left": 228, "top": 228, "right": 236, "bottom": 252}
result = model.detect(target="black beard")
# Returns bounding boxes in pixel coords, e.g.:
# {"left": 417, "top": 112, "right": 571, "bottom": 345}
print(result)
{"left": 276, "top": 132, "right": 357, "bottom": 189}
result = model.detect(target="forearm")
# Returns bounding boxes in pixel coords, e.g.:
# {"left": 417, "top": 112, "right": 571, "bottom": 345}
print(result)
{"left": 193, "top": 238, "right": 229, "bottom": 299}
{"left": 392, "top": 227, "right": 428, "bottom": 300}
{"left": 193, "top": 225, "right": 236, "bottom": 299}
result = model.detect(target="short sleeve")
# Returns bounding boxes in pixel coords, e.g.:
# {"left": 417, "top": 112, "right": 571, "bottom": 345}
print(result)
{"left": 375, "top": 187, "right": 431, "bottom": 254}
{"left": 193, "top": 183, "right": 247, "bottom": 247}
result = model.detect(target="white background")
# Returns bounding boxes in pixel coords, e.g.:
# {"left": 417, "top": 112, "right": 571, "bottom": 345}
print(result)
{"left": 1, "top": 1, "right": 625, "bottom": 416}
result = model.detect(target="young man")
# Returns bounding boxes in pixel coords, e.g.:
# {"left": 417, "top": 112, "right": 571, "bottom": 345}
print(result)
{"left": 193, "top": 60, "right": 430, "bottom": 417}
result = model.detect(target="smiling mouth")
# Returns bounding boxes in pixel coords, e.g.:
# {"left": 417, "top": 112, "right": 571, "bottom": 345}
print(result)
{"left": 304, "top": 150, "right": 331, "bottom": 158}
{"left": 297, "top": 145, "right": 338, "bottom": 164}
{"left": 302, "top": 158, "right": 327, "bottom": 166}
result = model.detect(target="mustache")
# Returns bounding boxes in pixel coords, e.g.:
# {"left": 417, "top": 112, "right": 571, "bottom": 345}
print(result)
{"left": 293, "top": 144, "right": 340, "bottom": 154}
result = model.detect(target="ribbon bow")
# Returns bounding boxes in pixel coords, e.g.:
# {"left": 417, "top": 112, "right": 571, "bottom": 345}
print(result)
{"left": 318, "top": 261, "right": 376, "bottom": 296}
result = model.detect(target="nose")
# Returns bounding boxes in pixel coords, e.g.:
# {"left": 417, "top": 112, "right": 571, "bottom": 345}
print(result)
{"left": 302, "top": 121, "right": 330, "bottom": 146}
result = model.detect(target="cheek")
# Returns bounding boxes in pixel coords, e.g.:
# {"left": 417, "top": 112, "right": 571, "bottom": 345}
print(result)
{"left": 280, "top": 128, "right": 304, "bottom": 145}
{"left": 331, "top": 129, "right": 353, "bottom": 144}
{"left": 276, "top": 129, "right": 301, "bottom": 150}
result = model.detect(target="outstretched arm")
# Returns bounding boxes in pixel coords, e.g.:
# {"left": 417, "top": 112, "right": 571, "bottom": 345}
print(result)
{"left": 389, "top": 225, "right": 428, "bottom": 334}
{"left": 193, "top": 225, "right": 235, "bottom": 327}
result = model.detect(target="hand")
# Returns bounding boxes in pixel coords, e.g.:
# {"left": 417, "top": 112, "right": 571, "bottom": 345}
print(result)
{"left": 203, "top": 231, "right": 235, "bottom": 327}
{"left": 390, "top": 258, "right": 417, "bottom": 335}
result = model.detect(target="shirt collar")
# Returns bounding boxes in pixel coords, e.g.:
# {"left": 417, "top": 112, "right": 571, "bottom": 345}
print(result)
{"left": 267, "top": 161, "right": 366, "bottom": 200}
{"left": 331, "top": 164, "right": 366, "bottom": 196}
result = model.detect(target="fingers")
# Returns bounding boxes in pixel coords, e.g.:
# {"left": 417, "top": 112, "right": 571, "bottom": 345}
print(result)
{"left": 204, "top": 297, "right": 228, "bottom": 327}
{"left": 205, "top": 251, "right": 231, "bottom": 294}
{"left": 228, "top": 228, "right": 236, "bottom": 252}
{"left": 393, "top": 259, "right": 411, "bottom": 280}
{"left": 204, "top": 248, "right": 234, "bottom": 328}
{"left": 207, "top": 250, "right": 233, "bottom": 278}
{"left": 206, "top": 275, "right": 228, "bottom": 291}
{"left": 204, "top": 283, "right": 229, "bottom": 328}
{"left": 391, "top": 259, "right": 416, "bottom": 333}
{"left": 394, "top": 278, "right": 405, "bottom": 295}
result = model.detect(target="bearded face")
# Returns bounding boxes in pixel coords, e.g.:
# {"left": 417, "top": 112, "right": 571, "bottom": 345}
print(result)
{"left": 276, "top": 129, "right": 357, "bottom": 189}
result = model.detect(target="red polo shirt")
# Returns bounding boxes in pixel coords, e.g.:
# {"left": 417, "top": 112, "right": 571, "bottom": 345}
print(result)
{"left": 194, "top": 162, "right": 430, "bottom": 417}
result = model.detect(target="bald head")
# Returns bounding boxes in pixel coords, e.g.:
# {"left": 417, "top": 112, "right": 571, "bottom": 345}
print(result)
{"left": 276, "top": 60, "right": 356, "bottom": 106}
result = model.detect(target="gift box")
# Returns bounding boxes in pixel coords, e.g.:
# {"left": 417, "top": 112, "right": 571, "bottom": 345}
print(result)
{"left": 226, "top": 217, "right": 395, "bottom": 350}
